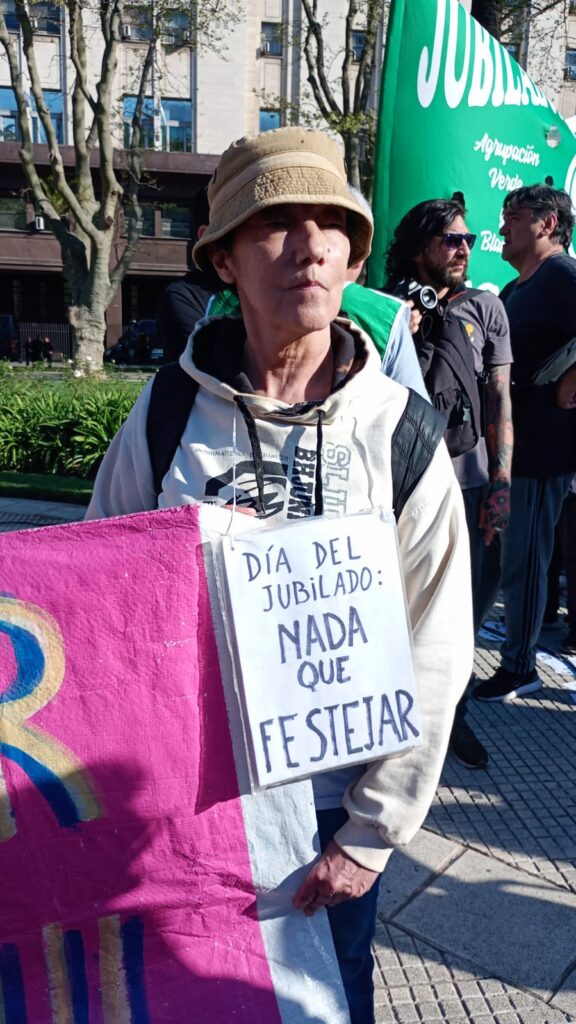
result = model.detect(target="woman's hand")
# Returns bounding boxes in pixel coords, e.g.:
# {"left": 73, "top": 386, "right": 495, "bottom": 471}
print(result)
{"left": 292, "top": 841, "right": 379, "bottom": 916}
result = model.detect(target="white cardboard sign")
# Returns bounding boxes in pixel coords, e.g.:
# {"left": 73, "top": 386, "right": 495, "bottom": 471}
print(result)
{"left": 222, "top": 511, "right": 421, "bottom": 787}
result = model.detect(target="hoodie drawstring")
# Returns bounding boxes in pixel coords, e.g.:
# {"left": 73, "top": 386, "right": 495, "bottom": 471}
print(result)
{"left": 233, "top": 397, "right": 326, "bottom": 520}
{"left": 314, "top": 409, "right": 324, "bottom": 517}
{"left": 234, "top": 395, "right": 267, "bottom": 517}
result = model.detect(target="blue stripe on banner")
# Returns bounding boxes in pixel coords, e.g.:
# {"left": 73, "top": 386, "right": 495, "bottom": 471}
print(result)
{"left": 121, "top": 918, "right": 150, "bottom": 1024}
{"left": 0, "top": 744, "right": 81, "bottom": 828}
{"left": 0, "top": 622, "right": 45, "bottom": 703}
{"left": 0, "top": 944, "right": 28, "bottom": 1024}
{"left": 63, "top": 931, "right": 89, "bottom": 1024}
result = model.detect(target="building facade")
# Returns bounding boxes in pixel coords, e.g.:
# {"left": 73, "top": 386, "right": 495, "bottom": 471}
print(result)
{"left": 0, "top": 0, "right": 572, "bottom": 351}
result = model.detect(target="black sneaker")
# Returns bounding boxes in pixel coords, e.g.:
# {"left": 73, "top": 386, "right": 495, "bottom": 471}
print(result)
{"left": 474, "top": 666, "right": 542, "bottom": 702}
{"left": 561, "top": 628, "right": 576, "bottom": 655}
{"left": 449, "top": 718, "right": 488, "bottom": 768}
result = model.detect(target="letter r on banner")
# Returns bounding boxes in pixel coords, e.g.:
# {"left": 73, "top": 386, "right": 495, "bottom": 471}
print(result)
{"left": 0, "top": 597, "right": 99, "bottom": 838}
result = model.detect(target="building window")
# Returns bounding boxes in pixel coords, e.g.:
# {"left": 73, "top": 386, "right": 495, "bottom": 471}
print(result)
{"left": 122, "top": 203, "right": 155, "bottom": 237}
{"left": 0, "top": 196, "right": 26, "bottom": 230}
{"left": 122, "top": 5, "right": 153, "bottom": 42}
{"left": 29, "top": 2, "right": 60, "bottom": 34}
{"left": 137, "top": 205, "right": 155, "bottom": 236}
{"left": 160, "top": 205, "right": 190, "bottom": 238}
{"left": 565, "top": 49, "right": 576, "bottom": 81}
{"left": 0, "top": 86, "right": 18, "bottom": 142}
{"left": 123, "top": 95, "right": 155, "bottom": 149}
{"left": 161, "top": 98, "right": 192, "bottom": 152}
{"left": 0, "top": 1, "right": 19, "bottom": 32}
{"left": 31, "top": 90, "right": 64, "bottom": 144}
{"left": 123, "top": 96, "right": 192, "bottom": 152}
{"left": 161, "top": 9, "right": 191, "bottom": 45}
{"left": 259, "top": 109, "right": 281, "bottom": 132}
{"left": 261, "top": 22, "right": 282, "bottom": 57}
{"left": 570, "top": 0, "right": 576, "bottom": 15}
{"left": 351, "top": 30, "right": 366, "bottom": 63}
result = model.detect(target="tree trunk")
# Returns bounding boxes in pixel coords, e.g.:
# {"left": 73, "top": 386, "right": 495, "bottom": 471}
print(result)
{"left": 344, "top": 132, "right": 362, "bottom": 191}
{"left": 470, "top": 0, "right": 502, "bottom": 39}
{"left": 63, "top": 235, "right": 113, "bottom": 370}
{"left": 68, "top": 305, "right": 107, "bottom": 371}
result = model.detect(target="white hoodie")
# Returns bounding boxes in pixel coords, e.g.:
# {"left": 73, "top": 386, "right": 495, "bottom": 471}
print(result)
{"left": 87, "top": 316, "right": 473, "bottom": 872}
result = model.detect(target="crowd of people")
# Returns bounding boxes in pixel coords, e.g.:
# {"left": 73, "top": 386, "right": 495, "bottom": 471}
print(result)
{"left": 89, "top": 127, "right": 576, "bottom": 1024}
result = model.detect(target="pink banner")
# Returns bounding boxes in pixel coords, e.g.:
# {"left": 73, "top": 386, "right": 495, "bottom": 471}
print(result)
{"left": 0, "top": 506, "right": 288, "bottom": 1023}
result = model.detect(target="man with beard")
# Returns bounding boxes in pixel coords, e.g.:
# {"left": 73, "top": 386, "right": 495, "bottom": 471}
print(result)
{"left": 473, "top": 185, "right": 576, "bottom": 701}
{"left": 385, "top": 198, "right": 513, "bottom": 767}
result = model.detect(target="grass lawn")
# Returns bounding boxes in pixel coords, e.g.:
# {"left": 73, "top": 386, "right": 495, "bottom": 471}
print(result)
{"left": 0, "top": 471, "right": 93, "bottom": 505}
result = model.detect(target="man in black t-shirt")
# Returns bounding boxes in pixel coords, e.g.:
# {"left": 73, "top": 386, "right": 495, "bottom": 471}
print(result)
{"left": 156, "top": 268, "right": 213, "bottom": 362}
{"left": 155, "top": 186, "right": 219, "bottom": 362}
{"left": 474, "top": 185, "right": 576, "bottom": 702}
{"left": 386, "top": 198, "right": 513, "bottom": 767}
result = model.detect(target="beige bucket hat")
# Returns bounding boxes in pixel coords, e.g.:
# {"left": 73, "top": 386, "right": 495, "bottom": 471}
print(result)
{"left": 192, "top": 126, "right": 373, "bottom": 271}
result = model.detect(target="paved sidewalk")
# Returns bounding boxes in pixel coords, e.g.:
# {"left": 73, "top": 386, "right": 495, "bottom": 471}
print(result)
{"left": 374, "top": 621, "right": 576, "bottom": 1023}
{"left": 0, "top": 495, "right": 87, "bottom": 531}
{"left": 1, "top": 497, "right": 575, "bottom": 1023}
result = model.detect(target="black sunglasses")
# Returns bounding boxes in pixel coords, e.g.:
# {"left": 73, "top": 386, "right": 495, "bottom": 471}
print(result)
{"left": 439, "top": 232, "right": 477, "bottom": 250}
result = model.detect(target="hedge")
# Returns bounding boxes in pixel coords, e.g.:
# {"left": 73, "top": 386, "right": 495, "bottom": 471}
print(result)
{"left": 0, "top": 373, "right": 144, "bottom": 479}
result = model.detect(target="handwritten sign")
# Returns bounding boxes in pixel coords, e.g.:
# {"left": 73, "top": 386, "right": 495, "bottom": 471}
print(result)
{"left": 223, "top": 511, "right": 421, "bottom": 786}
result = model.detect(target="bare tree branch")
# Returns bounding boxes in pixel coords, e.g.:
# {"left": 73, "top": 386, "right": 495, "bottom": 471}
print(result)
{"left": 301, "top": 0, "right": 342, "bottom": 117}
{"left": 342, "top": 0, "right": 358, "bottom": 116}
{"left": 13, "top": 0, "right": 100, "bottom": 240}
{"left": 108, "top": 40, "right": 156, "bottom": 296}
{"left": 67, "top": 1, "right": 97, "bottom": 214}
{"left": 298, "top": 1, "right": 383, "bottom": 192}
{"left": 96, "top": 0, "right": 124, "bottom": 228}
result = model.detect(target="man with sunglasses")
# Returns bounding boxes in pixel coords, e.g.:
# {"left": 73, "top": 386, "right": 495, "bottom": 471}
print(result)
{"left": 386, "top": 198, "right": 513, "bottom": 767}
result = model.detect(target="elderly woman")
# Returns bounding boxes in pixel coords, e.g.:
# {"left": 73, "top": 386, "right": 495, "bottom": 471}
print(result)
{"left": 87, "top": 128, "right": 472, "bottom": 1024}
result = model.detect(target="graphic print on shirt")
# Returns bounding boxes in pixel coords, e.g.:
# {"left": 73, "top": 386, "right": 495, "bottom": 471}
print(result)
{"left": 203, "top": 443, "right": 353, "bottom": 519}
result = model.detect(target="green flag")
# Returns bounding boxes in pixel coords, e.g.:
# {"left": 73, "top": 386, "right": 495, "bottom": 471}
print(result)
{"left": 367, "top": 0, "right": 576, "bottom": 292}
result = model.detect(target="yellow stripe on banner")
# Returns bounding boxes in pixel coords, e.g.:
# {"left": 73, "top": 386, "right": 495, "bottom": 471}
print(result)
{"left": 43, "top": 923, "right": 72, "bottom": 1024}
{"left": 99, "top": 915, "right": 131, "bottom": 1024}
{"left": 1, "top": 721, "right": 101, "bottom": 824}
{"left": 0, "top": 596, "right": 100, "bottom": 835}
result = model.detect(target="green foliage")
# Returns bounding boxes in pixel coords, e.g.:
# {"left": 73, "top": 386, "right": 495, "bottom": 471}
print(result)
{"left": 0, "top": 378, "right": 143, "bottom": 479}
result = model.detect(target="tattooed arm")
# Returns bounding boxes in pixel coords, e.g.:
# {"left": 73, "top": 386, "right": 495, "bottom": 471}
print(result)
{"left": 479, "top": 364, "right": 514, "bottom": 546}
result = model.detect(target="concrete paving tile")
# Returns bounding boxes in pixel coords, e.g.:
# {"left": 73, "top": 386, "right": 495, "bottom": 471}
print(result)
{"left": 378, "top": 830, "right": 464, "bottom": 920}
{"left": 374, "top": 1005, "right": 396, "bottom": 1023}
{"left": 413, "top": 1001, "right": 443, "bottom": 1019}
{"left": 463, "top": 996, "right": 491, "bottom": 1015}
{"left": 433, "top": 982, "right": 460, "bottom": 1000}
{"left": 380, "top": 967, "right": 408, "bottom": 987}
{"left": 393, "top": 1005, "right": 420, "bottom": 1021}
{"left": 439, "top": 998, "right": 469, "bottom": 1017}
{"left": 549, "top": 967, "right": 576, "bottom": 1019}
{"left": 403, "top": 967, "right": 429, "bottom": 985}
{"left": 393, "top": 849, "right": 576, "bottom": 998}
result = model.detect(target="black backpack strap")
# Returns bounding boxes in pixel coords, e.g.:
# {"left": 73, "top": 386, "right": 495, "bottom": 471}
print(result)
{"left": 446, "top": 287, "right": 483, "bottom": 312}
{"left": 391, "top": 390, "right": 446, "bottom": 519}
{"left": 146, "top": 363, "right": 199, "bottom": 498}
{"left": 147, "top": 370, "right": 442, "bottom": 516}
